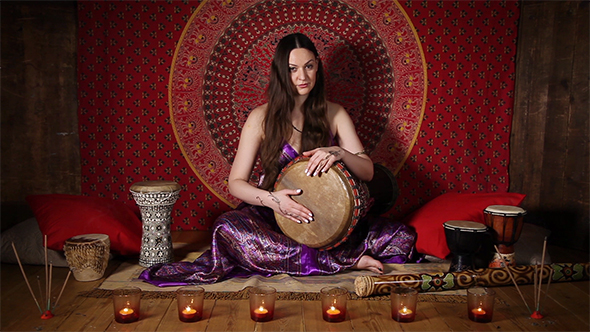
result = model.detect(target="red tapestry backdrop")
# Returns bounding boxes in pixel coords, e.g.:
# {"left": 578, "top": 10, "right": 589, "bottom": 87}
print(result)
{"left": 78, "top": 0, "right": 519, "bottom": 230}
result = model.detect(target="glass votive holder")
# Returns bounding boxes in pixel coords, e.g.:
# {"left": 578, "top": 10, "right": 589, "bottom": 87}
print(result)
{"left": 248, "top": 286, "right": 276, "bottom": 322}
{"left": 467, "top": 286, "right": 495, "bottom": 323}
{"left": 320, "top": 287, "right": 348, "bottom": 322}
{"left": 112, "top": 286, "right": 141, "bottom": 323}
{"left": 176, "top": 286, "right": 205, "bottom": 322}
{"left": 391, "top": 287, "right": 418, "bottom": 322}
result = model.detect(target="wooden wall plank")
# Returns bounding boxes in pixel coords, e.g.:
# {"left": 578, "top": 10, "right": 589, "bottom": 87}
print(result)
{"left": 510, "top": 1, "right": 553, "bottom": 207}
{"left": 511, "top": 1, "right": 589, "bottom": 250}
{"left": 561, "top": 0, "right": 590, "bottom": 249}
{"left": 0, "top": 2, "right": 80, "bottom": 229}
{"left": 539, "top": 1, "right": 577, "bottom": 211}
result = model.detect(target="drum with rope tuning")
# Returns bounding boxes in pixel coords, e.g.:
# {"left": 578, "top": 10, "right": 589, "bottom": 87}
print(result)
{"left": 273, "top": 156, "right": 372, "bottom": 250}
{"left": 64, "top": 234, "right": 110, "bottom": 281}
{"left": 483, "top": 205, "right": 526, "bottom": 268}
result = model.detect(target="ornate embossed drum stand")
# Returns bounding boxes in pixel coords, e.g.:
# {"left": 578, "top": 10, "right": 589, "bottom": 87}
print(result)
{"left": 483, "top": 205, "right": 526, "bottom": 268}
{"left": 130, "top": 180, "right": 181, "bottom": 267}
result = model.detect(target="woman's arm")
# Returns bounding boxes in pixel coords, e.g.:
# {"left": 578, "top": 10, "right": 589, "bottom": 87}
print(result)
{"left": 302, "top": 102, "right": 374, "bottom": 182}
{"left": 228, "top": 106, "right": 313, "bottom": 223}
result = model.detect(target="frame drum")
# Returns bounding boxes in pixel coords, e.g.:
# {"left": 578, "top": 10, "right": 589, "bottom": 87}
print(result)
{"left": 274, "top": 157, "right": 371, "bottom": 250}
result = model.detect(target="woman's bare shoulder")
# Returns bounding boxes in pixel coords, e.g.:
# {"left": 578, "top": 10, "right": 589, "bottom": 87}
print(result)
{"left": 245, "top": 104, "right": 268, "bottom": 124}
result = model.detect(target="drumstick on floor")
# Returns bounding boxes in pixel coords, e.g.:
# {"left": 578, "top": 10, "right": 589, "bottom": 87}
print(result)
{"left": 494, "top": 245, "right": 532, "bottom": 314}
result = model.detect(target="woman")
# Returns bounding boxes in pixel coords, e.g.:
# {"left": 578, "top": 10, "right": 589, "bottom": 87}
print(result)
{"left": 140, "top": 33, "right": 417, "bottom": 286}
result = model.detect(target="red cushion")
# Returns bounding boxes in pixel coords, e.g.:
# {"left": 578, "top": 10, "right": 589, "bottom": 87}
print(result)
{"left": 402, "top": 193, "right": 526, "bottom": 259}
{"left": 26, "top": 194, "right": 142, "bottom": 256}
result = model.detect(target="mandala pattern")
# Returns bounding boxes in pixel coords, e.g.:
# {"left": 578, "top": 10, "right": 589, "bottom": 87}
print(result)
{"left": 170, "top": 0, "right": 426, "bottom": 207}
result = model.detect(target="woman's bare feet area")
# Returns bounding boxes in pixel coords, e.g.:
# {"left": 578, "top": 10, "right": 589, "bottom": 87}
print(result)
{"left": 352, "top": 255, "right": 384, "bottom": 274}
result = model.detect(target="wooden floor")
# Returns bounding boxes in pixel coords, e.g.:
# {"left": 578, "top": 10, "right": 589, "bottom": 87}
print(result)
{"left": 2, "top": 231, "right": 589, "bottom": 332}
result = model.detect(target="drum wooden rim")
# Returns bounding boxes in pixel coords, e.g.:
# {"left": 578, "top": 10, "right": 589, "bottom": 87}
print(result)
{"left": 130, "top": 180, "right": 181, "bottom": 193}
{"left": 274, "top": 158, "right": 355, "bottom": 249}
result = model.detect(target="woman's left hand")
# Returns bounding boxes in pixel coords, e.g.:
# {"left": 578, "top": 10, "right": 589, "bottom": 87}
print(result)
{"left": 301, "top": 147, "right": 343, "bottom": 176}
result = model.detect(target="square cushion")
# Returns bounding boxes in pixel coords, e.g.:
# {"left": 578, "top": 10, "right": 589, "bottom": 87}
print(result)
{"left": 26, "top": 194, "right": 142, "bottom": 256}
{"left": 401, "top": 192, "right": 526, "bottom": 259}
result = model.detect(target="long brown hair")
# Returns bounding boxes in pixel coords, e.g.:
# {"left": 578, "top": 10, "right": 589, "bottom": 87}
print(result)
{"left": 259, "top": 33, "right": 330, "bottom": 190}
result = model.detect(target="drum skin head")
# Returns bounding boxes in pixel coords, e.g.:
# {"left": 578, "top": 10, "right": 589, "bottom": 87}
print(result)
{"left": 274, "top": 159, "right": 354, "bottom": 249}
{"left": 443, "top": 220, "right": 488, "bottom": 232}
{"left": 484, "top": 205, "right": 526, "bottom": 216}
{"left": 130, "top": 180, "right": 181, "bottom": 193}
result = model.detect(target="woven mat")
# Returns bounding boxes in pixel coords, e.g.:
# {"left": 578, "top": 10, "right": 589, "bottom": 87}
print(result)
{"left": 88, "top": 249, "right": 465, "bottom": 300}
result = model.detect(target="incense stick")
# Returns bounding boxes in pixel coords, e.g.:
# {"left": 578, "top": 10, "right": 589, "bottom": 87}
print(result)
{"left": 48, "top": 264, "right": 53, "bottom": 311}
{"left": 37, "top": 276, "right": 45, "bottom": 308}
{"left": 44, "top": 235, "right": 49, "bottom": 312}
{"left": 494, "top": 245, "right": 532, "bottom": 314}
{"left": 536, "top": 237, "right": 548, "bottom": 311}
{"left": 533, "top": 265, "right": 538, "bottom": 307}
{"left": 11, "top": 242, "right": 44, "bottom": 314}
{"left": 541, "top": 269, "right": 554, "bottom": 313}
{"left": 53, "top": 270, "right": 72, "bottom": 309}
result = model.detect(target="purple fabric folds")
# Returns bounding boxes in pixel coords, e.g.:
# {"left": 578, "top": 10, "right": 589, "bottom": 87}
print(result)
{"left": 139, "top": 142, "right": 418, "bottom": 286}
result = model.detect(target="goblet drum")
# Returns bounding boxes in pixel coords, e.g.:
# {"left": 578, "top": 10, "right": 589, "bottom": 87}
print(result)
{"left": 483, "top": 205, "right": 526, "bottom": 268}
{"left": 130, "top": 180, "right": 181, "bottom": 267}
{"left": 443, "top": 220, "right": 489, "bottom": 272}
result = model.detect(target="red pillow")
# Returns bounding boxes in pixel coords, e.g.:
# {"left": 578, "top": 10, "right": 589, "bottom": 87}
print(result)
{"left": 402, "top": 193, "right": 526, "bottom": 259}
{"left": 26, "top": 194, "right": 142, "bottom": 256}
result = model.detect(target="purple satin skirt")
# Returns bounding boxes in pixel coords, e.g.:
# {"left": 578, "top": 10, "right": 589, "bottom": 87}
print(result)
{"left": 139, "top": 204, "right": 418, "bottom": 286}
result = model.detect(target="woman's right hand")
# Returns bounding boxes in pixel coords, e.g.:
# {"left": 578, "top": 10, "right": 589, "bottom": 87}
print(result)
{"left": 267, "top": 189, "right": 314, "bottom": 224}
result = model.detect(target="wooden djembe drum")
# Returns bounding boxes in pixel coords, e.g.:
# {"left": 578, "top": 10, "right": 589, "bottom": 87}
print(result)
{"left": 273, "top": 157, "right": 372, "bottom": 250}
{"left": 483, "top": 205, "right": 526, "bottom": 268}
{"left": 130, "top": 180, "right": 181, "bottom": 267}
{"left": 443, "top": 220, "right": 489, "bottom": 272}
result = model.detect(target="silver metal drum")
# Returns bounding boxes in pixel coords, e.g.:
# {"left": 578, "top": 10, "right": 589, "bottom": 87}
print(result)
{"left": 130, "top": 180, "right": 181, "bottom": 267}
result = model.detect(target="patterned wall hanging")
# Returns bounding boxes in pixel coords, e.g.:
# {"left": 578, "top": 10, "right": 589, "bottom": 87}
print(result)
{"left": 77, "top": 0, "right": 520, "bottom": 230}
{"left": 169, "top": 0, "right": 426, "bottom": 208}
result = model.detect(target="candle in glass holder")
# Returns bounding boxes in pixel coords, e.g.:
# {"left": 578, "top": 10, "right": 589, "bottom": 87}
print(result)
{"left": 112, "top": 286, "right": 141, "bottom": 324}
{"left": 320, "top": 287, "right": 347, "bottom": 322}
{"left": 176, "top": 286, "right": 205, "bottom": 322}
{"left": 249, "top": 286, "right": 276, "bottom": 322}
{"left": 467, "top": 287, "right": 495, "bottom": 323}
{"left": 391, "top": 287, "right": 418, "bottom": 322}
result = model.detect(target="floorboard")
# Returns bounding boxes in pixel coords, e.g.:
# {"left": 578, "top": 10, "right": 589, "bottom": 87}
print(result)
{"left": 1, "top": 231, "right": 588, "bottom": 332}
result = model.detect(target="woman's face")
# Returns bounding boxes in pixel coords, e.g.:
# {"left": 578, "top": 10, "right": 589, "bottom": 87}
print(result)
{"left": 288, "top": 48, "right": 318, "bottom": 96}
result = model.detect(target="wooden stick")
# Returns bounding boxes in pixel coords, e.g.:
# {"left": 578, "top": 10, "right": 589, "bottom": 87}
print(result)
{"left": 533, "top": 265, "right": 538, "bottom": 307}
{"left": 541, "top": 269, "right": 554, "bottom": 312}
{"left": 11, "top": 242, "right": 43, "bottom": 314}
{"left": 53, "top": 270, "right": 71, "bottom": 309}
{"left": 536, "top": 237, "right": 548, "bottom": 311}
{"left": 494, "top": 245, "right": 532, "bottom": 314}
{"left": 44, "top": 235, "right": 49, "bottom": 311}
{"left": 37, "top": 276, "right": 45, "bottom": 308}
{"left": 47, "top": 264, "right": 53, "bottom": 311}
